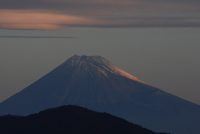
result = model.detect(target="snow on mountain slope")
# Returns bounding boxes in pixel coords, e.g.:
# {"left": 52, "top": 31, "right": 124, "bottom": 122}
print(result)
{"left": 61, "top": 54, "right": 148, "bottom": 84}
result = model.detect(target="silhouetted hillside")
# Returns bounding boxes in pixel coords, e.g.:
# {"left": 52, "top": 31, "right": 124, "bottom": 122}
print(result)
{"left": 0, "top": 105, "right": 169, "bottom": 134}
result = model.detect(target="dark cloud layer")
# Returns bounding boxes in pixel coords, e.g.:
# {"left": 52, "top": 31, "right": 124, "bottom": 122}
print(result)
{"left": 1, "top": 0, "right": 199, "bottom": 13}
{"left": 0, "top": 0, "right": 200, "bottom": 30}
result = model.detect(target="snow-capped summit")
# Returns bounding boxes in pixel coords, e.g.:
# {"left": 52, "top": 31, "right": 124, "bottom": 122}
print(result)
{"left": 59, "top": 54, "right": 147, "bottom": 84}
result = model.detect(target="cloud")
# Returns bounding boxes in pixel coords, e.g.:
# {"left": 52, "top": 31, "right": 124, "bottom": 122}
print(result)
{"left": 0, "top": 10, "right": 100, "bottom": 30}
{"left": 0, "top": 36, "right": 78, "bottom": 38}
{"left": 1, "top": 0, "right": 199, "bottom": 15}
{"left": 0, "top": 10, "right": 200, "bottom": 30}
{"left": 0, "top": 0, "right": 200, "bottom": 30}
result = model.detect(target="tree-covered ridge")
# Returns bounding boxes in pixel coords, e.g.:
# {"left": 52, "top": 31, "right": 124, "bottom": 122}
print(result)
{"left": 0, "top": 105, "right": 170, "bottom": 134}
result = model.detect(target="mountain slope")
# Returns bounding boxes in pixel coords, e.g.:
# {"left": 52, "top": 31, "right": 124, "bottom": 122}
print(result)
{"left": 0, "top": 105, "right": 170, "bottom": 134}
{"left": 0, "top": 55, "right": 199, "bottom": 134}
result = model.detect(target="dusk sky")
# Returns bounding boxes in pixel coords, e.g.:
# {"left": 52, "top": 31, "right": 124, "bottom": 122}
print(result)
{"left": 0, "top": 0, "right": 200, "bottom": 105}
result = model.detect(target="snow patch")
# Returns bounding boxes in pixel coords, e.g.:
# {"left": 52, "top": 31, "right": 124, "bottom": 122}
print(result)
{"left": 69, "top": 55, "right": 148, "bottom": 85}
{"left": 105, "top": 63, "right": 148, "bottom": 85}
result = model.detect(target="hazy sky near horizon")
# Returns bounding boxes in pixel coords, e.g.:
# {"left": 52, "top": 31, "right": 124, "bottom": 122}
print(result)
{"left": 0, "top": 0, "right": 200, "bottom": 105}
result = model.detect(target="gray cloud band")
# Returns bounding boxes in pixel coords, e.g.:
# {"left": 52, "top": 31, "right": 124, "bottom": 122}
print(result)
{"left": 60, "top": 21, "right": 200, "bottom": 28}
{"left": 0, "top": 0, "right": 200, "bottom": 13}
{"left": 0, "top": 36, "right": 78, "bottom": 38}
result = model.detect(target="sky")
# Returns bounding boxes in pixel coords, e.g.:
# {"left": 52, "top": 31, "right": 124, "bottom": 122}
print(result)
{"left": 0, "top": 0, "right": 200, "bottom": 105}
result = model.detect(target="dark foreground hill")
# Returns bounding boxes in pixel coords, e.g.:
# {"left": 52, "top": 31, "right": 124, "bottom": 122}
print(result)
{"left": 0, "top": 105, "right": 169, "bottom": 134}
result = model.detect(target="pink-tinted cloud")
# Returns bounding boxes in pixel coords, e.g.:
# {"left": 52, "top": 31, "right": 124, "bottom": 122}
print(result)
{"left": 0, "top": 10, "right": 200, "bottom": 30}
{"left": 0, "top": 10, "right": 100, "bottom": 30}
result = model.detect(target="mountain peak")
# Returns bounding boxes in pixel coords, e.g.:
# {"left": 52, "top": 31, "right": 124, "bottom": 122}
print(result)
{"left": 62, "top": 55, "right": 147, "bottom": 84}
{"left": 0, "top": 54, "right": 200, "bottom": 134}
{"left": 70, "top": 54, "right": 105, "bottom": 62}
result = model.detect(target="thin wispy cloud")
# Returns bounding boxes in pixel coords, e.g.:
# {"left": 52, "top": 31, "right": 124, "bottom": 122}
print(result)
{"left": 0, "top": 0, "right": 200, "bottom": 30}
{"left": 0, "top": 36, "right": 78, "bottom": 39}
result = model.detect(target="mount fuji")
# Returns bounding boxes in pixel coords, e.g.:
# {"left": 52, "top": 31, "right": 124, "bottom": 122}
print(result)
{"left": 0, "top": 55, "right": 199, "bottom": 134}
